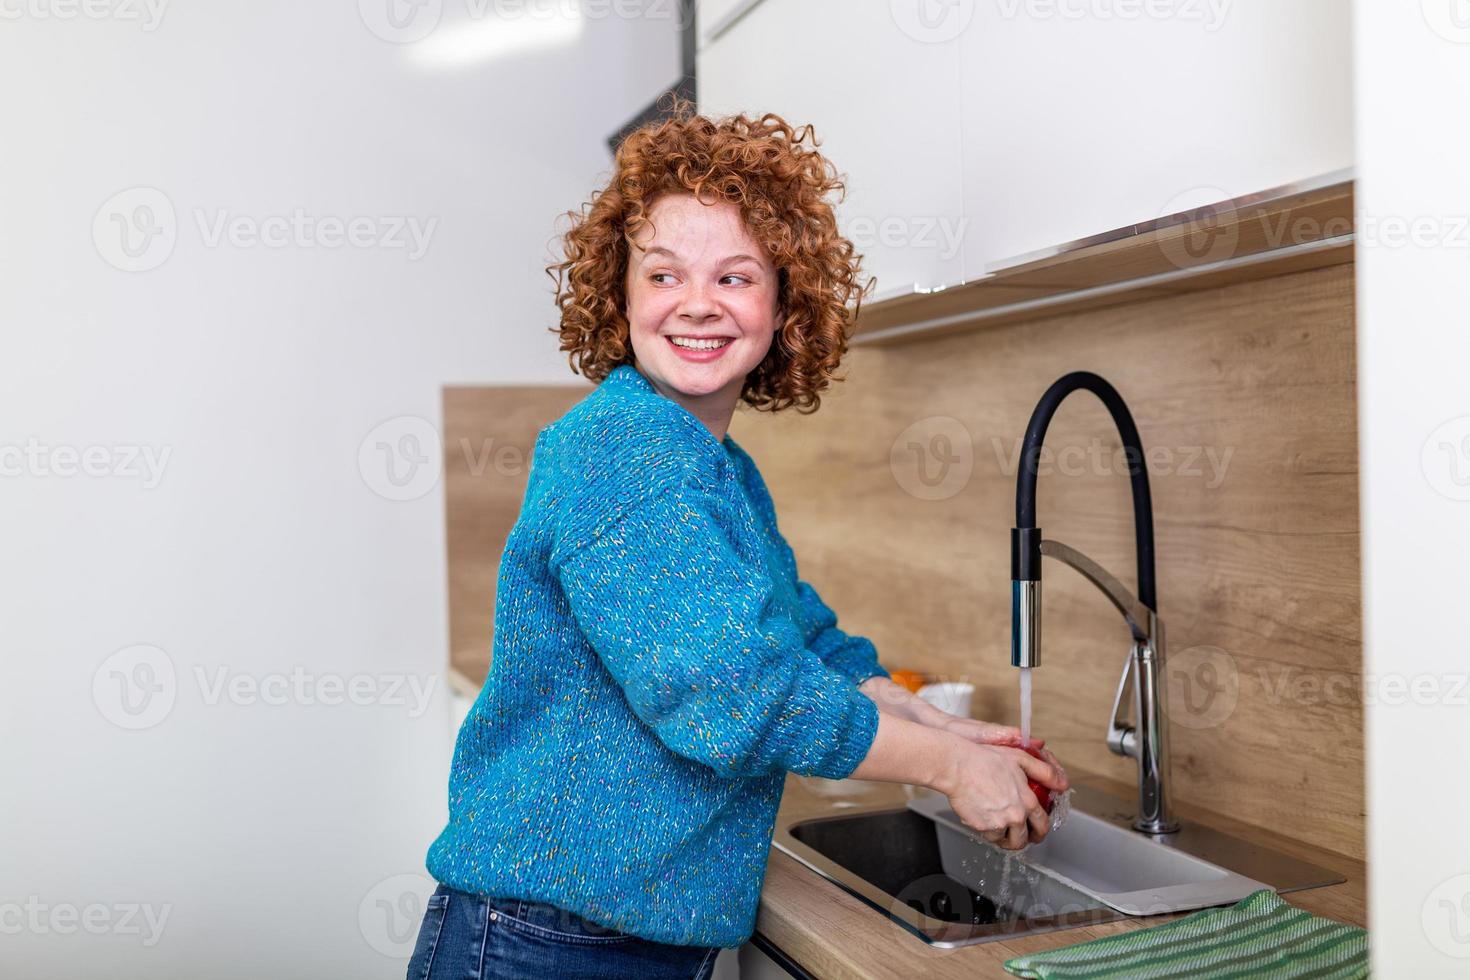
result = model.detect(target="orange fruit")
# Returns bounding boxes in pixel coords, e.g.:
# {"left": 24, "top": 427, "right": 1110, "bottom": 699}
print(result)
{"left": 888, "top": 669, "right": 930, "bottom": 695}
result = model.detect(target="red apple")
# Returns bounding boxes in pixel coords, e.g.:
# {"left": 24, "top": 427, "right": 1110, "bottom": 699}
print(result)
{"left": 1021, "top": 743, "right": 1055, "bottom": 814}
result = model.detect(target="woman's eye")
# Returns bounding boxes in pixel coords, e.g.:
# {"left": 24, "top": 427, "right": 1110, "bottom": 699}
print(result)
{"left": 650, "top": 273, "right": 752, "bottom": 286}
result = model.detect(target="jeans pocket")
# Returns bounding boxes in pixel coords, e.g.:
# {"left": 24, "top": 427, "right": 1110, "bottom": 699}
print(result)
{"left": 405, "top": 888, "right": 451, "bottom": 980}
{"left": 490, "top": 897, "right": 637, "bottom": 946}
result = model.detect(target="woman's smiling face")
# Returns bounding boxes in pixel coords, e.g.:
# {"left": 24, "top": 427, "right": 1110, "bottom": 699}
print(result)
{"left": 624, "top": 193, "right": 783, "bottom": 421}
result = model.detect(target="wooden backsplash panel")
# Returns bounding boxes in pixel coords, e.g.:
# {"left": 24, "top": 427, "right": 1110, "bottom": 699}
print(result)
{"left": 729, "top": 263, "right": 1363, "bottom": 859}
{"left": 443, "top": 385, "right": 590, "bottom": 685}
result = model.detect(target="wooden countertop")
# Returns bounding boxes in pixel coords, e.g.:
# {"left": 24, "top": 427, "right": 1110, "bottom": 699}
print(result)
{"left": 755, "top": 771, "right": 1366, "bottom": 979}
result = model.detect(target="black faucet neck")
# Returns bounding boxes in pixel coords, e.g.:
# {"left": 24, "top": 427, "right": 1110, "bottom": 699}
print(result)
{"left": 1013, "top": 371, "right": 1157, "bottom": 613}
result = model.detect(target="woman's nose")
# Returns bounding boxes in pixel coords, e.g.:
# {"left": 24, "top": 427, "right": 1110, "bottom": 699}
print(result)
{"left": 677, "top": 282, "right": 720, "bottom": 321}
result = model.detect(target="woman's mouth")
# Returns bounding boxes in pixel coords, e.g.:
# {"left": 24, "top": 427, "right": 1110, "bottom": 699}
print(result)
{"left": 666, "top": 335, "right": 733, "bottom": 362}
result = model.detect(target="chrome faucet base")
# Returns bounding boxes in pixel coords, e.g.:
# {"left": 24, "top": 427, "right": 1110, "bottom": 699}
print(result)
{"left": 1043, "top": 542, "right": 1181, "bottom": 835}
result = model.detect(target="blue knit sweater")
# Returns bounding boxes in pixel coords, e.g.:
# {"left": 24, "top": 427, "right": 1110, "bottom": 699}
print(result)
{"left": 425, "top": 363, "right": 890, "bottom": 948}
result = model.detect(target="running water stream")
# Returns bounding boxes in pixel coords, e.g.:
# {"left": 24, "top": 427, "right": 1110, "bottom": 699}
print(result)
{"left": 950, "top": 664, "right": 1077, "bottom": 922}
{"left": 1019, "top": 666, "right": 1033, "bottom": 747}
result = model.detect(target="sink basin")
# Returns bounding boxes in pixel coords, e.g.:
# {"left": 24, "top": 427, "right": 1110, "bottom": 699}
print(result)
{"left": 772, "top": 783, "right": 1345, "bottom": 948}
{"left": 909, "top": 792, "right": 1269, "bottom": 916}
{"left": 779, "top": 801, "right": 1126, "bottom": 946}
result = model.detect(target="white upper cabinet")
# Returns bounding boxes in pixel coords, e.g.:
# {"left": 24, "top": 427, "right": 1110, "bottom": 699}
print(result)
{"left": 698, "top": 1, "right": 1353, "bottom": 295}
{"left": 698, "top": 0, "right": 968, "bottom": 301}
{"left": 957, "top": 0, "right": 1354, "bottom": 275}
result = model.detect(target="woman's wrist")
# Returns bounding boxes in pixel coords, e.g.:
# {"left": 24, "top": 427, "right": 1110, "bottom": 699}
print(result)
{"left": 928, "top": 730, "right": 969, "bottom": 796}
{"left": 846, "top": 708, "right": 973, "bottom": 793}
{"left": 857, "top": 675, "right": 935, "bottom": 724}
{"left": 858, "top": 676, "right": 970, "bottom": 733}
{"left": 908, "top": 696, "right": 957, "bottom": 729}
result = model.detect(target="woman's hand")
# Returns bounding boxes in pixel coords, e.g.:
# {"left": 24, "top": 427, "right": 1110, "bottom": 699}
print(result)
{"left": 846, "top": 712, "right": 1067, "bottom": 850}
{"left": 939, "top": 716, "right": 1034, "bottom": 748}
{"left": 856, "top": 676, "right": 1070, "bottom": 796}
{"left": 936, "top": 740, "right": 1067, "bottom": 850}
{"left": 940, "top": 717, "right": 1069, "bottom": 791}
{"left": 860, "top": 676, "right": 1005, "bottom": 734}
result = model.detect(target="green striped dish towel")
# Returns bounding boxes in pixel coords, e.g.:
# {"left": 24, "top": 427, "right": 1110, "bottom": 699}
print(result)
{"left": 1003, "top": 889, "right": 1368, "bottom": 979}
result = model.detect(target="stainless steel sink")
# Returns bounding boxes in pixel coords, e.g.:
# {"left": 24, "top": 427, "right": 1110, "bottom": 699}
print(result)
{"left": 910, "top": 790, "right": 1272, "bottom": 916}
{"left": 772, "top": 783, "right": 1345, "bottom": 948}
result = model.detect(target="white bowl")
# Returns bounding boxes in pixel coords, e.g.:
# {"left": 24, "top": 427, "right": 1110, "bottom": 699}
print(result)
{"left": 916, "top": 681, "right": 975, "bottom": 718}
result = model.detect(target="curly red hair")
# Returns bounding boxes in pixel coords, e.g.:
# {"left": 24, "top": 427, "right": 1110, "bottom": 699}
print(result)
{"left": 544, "top": 94, "right": 874, "bottom": 414}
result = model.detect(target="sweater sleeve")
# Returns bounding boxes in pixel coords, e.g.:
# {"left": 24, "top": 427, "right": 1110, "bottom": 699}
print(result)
{"left": 790, "top": 577, "right": 892, "bottom": 688}
{"left": 553, "top": 478, "right": 881, "bottom": 781}
{"left": 724, "top": 440, "right": 891, "bottom": 688}
{"left": 759, "top": 518, "right": 891, "bottom": 687}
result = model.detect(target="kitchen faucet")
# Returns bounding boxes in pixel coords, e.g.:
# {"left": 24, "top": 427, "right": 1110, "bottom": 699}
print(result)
{"left": 1010, "top": 371, "right": 1180, "bottom": 835}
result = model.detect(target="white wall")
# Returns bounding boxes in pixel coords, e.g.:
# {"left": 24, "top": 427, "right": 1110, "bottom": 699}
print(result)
{"left": 1354, "top": 2, "right": 1470, "bottom": 975}
{"left": 0, "top": 3, "right": 678, "bottom": 977}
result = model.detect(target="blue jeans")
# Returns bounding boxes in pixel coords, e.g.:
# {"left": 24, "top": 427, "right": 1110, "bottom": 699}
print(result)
{"left": 406, "top": 883, "right": 722, "bottom": 979}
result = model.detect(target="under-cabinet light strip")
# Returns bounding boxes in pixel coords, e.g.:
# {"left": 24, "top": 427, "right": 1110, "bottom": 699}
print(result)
{"left": 853, "top": 233, "right": 1356, "bottom": 347}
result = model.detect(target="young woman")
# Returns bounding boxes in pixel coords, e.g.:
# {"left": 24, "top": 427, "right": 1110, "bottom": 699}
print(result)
{"left": 407, "top": 98, "right": 1067, "bottom": 980}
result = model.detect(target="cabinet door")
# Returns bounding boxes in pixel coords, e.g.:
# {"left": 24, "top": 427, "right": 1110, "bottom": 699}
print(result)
{"left": 737, "top": 937, "right": 808, "bottom": 978}
{"left": 697, "top": 0, "right": 968, "bottom": 301}
{"left": 958, "top": 0, "right": 1354, "bottom": 276}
